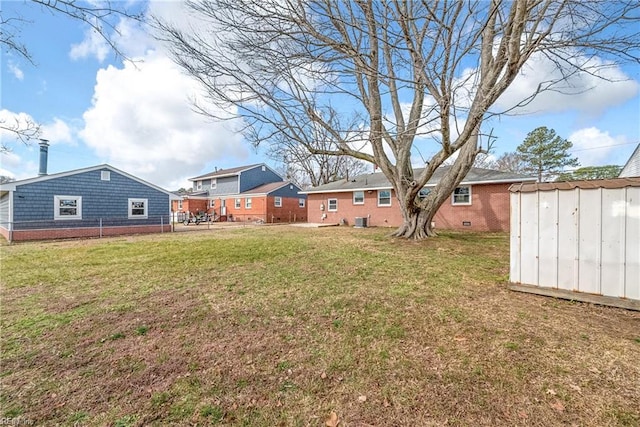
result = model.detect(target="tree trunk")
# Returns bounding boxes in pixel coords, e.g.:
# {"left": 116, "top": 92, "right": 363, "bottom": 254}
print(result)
{"left": 390, "top": 130, "right": 481, "bottom": 240}
{"left": 390, "top": 206, "right": 438, "bottom": 239}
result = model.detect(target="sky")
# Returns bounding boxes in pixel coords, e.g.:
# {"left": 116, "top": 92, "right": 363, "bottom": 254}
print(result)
{"left": 1, "top": 1, "right": 639, "bottom": 190}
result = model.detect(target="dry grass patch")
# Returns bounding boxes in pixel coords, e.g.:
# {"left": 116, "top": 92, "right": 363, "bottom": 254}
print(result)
{"left": 1, "top": 226, "right": 639, "bottom": 426}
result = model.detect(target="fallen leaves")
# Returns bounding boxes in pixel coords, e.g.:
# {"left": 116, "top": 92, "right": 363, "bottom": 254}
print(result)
{"left": 325, "top": 411, "right": 340, "bottom": 427}
{"left": 550, "top": 400, "right": 565, "bottom": 412}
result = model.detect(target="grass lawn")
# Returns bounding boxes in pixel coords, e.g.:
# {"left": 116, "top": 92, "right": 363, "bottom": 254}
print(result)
{"left": 1, "top": 226, "right": 639, "bottom": 426}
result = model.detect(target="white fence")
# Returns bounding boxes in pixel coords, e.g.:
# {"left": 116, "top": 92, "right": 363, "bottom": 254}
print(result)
{"left": 509, "top": 179, "right": 640, "bottom": 310}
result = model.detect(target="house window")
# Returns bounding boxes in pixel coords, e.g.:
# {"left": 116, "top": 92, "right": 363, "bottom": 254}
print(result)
{"left": 299, "top": 198, "right": 305, "bottom": 208}
{"left": 197, "top": 181, "right": 202, "bottom": 191}
{"left": 235, "top": 198, "right": 241, "bottom": 209}
{"left": 178, "top": 200, "right": 183, "bottom": 210}
{"left": 274, "top": 196, "right": 282, "bottom": 207}
{"left": 128, "top": 198, "right": 148, "bottom": 219}
{"left": 452, "top": 186, "right": 472, "bottom": 205}
{"left": 328, "top": 198, "right": 338, "bottom": 211}
{"left": 210, "top": 199, "right": 215, "bottom": 208}
{"left": 353, "top": 191, "right": 364, "bottom": 205}
{"left": 54, "top": 196, "right": 82, "bottom": 220}
{"left": 101, "top": 171, "right": 110, "bottom": 181}
{"left": 262, "top": 165, "right": 266, "bottom": 171}
{"left": 418, "top": 188, "right": 431, "bottom": 201}
{"left": 210, "top": 179, "right": 217, "bottom": 190}
{"left": 378, "top": 190, "right": 391, "bottom": 206}
{"left": 245, "top": 197, "right": 252, "bottom": 209}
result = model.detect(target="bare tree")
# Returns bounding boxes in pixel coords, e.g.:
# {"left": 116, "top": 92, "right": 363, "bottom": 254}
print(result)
{"left": 493, "top": 152, "right": 527, "bottom": 174}
{"left": 0, "top": 0, "right": 143, "bottom": 148}
{"left": 265, "top": 106, "right": 369, "bottom": 187}
{"left": 155, "top": 0, "right": 640, "bottom": 239}
{"left": 0, "top": 114, "right": 41, "bottom": 153}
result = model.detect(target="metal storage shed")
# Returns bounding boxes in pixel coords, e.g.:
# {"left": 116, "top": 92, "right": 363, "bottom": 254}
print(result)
{"left": 509, "top": 178, "right": 640, "bottom": 311}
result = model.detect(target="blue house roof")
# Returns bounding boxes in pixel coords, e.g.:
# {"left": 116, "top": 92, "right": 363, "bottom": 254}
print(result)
{"left": 0, "top": 164, "right": 178, "bottom": 199}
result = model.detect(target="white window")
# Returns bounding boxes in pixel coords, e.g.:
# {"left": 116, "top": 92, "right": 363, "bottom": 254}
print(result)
{"left": 54, "top": 196, "right": 82, "bottom": 220}
{"left": 452, "top": 186, "right": 472, "bottom": 205}
{"left": 378, "top": 190, "right": 391, "bottom": 206}
{"left": 128, "top": 198, "right": 148, "bottom": 219}
{"left": 353, "top": 191, "right": 364, "bottom": 205}
{"left": 210, "top": 179, "right": 217, "bottom": 190}
{"left": 245, "top": 197, "right": 252, "bottom": 209}
{"left": 262, "top": 165, "right": 266, "bottom": 171}
{"left": 328, "top": 198, "right": 338, "bottom": 211}
{"left": 101, "top": 171, "right": 110, "bottom": 181}
{"left": 197, "top": 181, "right": 202, "bottom": 191}
{"left": 299, "top": 198, "right": 305, "bottom": 208}
{"left": 178, "top": 200, "right": 183, "bottom": 210}
{"left": 210, "top": 199, "right": 216, "bottom": 208}
{"left": 274, "top": 196, "right": 282, "bottom": 207}
{"left": 235, "top": 198, "right": 241, "bottom": 209}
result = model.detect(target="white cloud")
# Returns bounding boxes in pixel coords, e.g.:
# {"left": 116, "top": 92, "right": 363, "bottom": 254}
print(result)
{"left": 568, "top": 127, "right": 628, "bottom": 167}
{"left": 70, "top": 27, "right": 110, "bottom": 62}
{"left": 41, "top": 118, "right": 74, "bottom": 145}
{"left": 8, "top": 61, "right": 24, "bottom": 80}
{"left": 495, "top": 53, "right": 639, "bottom": 116}
{"left": 79, "top": 51, "right": 249, "bottom": 189}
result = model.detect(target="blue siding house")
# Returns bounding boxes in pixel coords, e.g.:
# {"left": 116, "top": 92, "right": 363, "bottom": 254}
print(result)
{"left": 175, "top": 164, "right": 307, "bottom": 223}
{"left": 0, "top": 164, "right": 176, "bottom": 242}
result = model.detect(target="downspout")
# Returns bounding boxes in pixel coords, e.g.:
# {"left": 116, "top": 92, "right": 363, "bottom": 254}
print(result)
{"left": 8, "top": 190, "right": 14, "bottom": 242}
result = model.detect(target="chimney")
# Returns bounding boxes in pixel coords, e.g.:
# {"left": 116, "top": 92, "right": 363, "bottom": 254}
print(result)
{"left": 38, "top": 139, "right": 49, "bottom": 176}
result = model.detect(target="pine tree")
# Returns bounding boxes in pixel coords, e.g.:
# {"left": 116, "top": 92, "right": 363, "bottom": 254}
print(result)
{"left": 516, "top": 127, "right": 580, "bottom": 182}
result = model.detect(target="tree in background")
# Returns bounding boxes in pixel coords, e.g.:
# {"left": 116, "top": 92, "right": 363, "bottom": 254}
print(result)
{"left": 156, "top": 0, "right": 640, "bottom": 239}
{"left": 556, "top": 165, "right": 622, "bottom": 181}
{"left": 0, "top": 1, "right": 142, "bottom": 150}
{"left": 493, "top": 152, "right": 527, "bottom": 175}
{"left": 516, "top": 127, "right": 580, "bottom": 182}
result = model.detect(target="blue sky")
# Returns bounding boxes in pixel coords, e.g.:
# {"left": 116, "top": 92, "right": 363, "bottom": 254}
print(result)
{"left": 1, "top": 1, "right": 639, "bottom": 189}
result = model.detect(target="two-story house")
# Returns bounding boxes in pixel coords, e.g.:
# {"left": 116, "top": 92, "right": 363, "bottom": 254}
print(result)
{"left": 173, "top": 164, "right": 307, "bottom": 223}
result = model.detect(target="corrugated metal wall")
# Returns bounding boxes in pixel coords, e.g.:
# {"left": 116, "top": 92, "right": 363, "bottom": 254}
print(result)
{"left": 510, "top": 186, "right": 639, "bottom": 304}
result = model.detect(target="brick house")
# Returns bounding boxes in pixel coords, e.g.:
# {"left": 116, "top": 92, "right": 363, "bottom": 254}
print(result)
{"left": 172, "top": 164, "right": 307, "bottom": 223}
{"left": 302, "top": 167, "right": 536, "bottom": 231}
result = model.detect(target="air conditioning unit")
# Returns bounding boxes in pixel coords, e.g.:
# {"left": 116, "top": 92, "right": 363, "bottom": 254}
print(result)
{"left": 354, "top": 217, "right": 368, "bottom": 228}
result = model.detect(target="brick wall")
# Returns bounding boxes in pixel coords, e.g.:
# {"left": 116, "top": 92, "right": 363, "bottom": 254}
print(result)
{"left": 230, "top": 196, "right": 269, "bottom": 221}
{"left": 265, "top": 196, "right": 307, "bottom": 223}
{"left": 307, "top": 183, "right": 513, "bottom": 231}
{"left": 4, "top": 224, "right": 172, "bottom": 242}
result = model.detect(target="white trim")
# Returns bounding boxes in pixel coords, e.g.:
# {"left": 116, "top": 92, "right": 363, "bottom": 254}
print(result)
{"left": 452, "top": 186, "right": 472, "bottom": 205}
{"left": 128, "top": 198, "right": 148, "bottom": 219}
{"left": 327, "top": 198, "right": 338, "bottom": 212}
{"left": 0, "top": 164, "right": 176, "bottom": 198}
{"left": 300, "top": 178, "right": 537, "bottom": 194}
{"left": 377, "top": 190, "right": 392, "bottom": 206}
{"left": 274, "top": 196, "right": 282, "bottom": 207}
{"left": 353, "top": 190, "right": 364, "bottom": 205}
{"left": 54, "top": 195, "right": 82, "bottom": 220}
{"left": 245, "top": 197, "right": 252, "bottom": 209}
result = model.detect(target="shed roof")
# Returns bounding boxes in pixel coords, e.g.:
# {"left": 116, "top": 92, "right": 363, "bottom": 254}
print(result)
{"left": 509, "top": 177, "right": 640, "bottom": 193}
{"left": 302, "top": 166, "right": 536, "bottom": 194}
